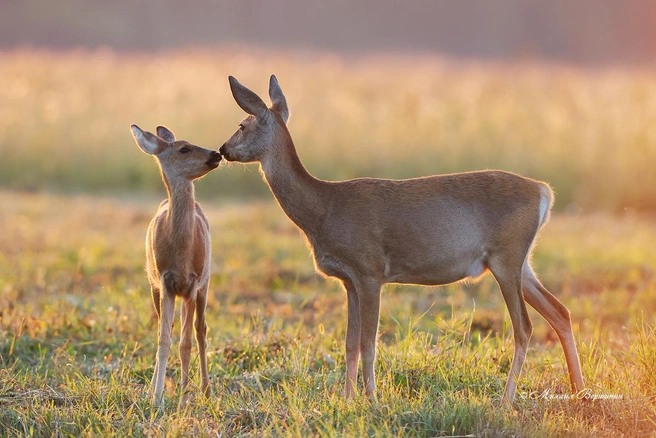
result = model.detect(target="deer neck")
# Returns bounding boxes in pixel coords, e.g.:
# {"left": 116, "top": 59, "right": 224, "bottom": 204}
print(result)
{"left": 260, "top": 132, "right": 327, "bottom": 235}
{"left": 162, "top": 172, "right": 197, "bottom": 249}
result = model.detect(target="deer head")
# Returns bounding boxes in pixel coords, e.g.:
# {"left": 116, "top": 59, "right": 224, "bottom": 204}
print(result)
{"left": 131, "top": 125, "right": 221, "bottom": 180}
{"left": 219, "top": 75, "right": 289, "bottom": 163}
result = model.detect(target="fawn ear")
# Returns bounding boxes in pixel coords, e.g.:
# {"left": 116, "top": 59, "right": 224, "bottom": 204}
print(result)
{"left": 156, "top": 126, "right": 176, "bottom": 143}
{"left": 228, "top": 76, "right": 269, "bottom": 119}
{"left": 131, "top": 124, "right": 165, "bottom": 155}
{"left": 269, "top": 75, "right": 289, "bottom": 124}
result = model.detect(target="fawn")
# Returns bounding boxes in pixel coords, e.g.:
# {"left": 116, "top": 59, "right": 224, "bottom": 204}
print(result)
{"left": 131, "top": 124, "right": 221, "bottom": 411}
{"left": 219, "top": 75, "right": 584, "bottom": 403}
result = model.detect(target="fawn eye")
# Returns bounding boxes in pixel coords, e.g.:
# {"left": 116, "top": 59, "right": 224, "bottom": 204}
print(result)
{"left": 179, "top": 147, "right": 191, "bottom": 154}
{"left": 238, "top": 124, "right": 244, "bottom": 131}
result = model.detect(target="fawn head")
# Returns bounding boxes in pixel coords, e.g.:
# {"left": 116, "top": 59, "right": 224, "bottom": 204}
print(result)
{"left": 219, "top": 75, "right": 289, "bottom": 163}
{"left": 131, "top": 125, "right": 222, "bottom": 180}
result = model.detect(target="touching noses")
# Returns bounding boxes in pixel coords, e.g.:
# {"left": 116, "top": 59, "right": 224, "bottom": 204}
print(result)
{"left": 206, "top": 150, "right": 222, "bottom": 168}
{"left": 218, "top": 144, "right": 231, "bottom": 161}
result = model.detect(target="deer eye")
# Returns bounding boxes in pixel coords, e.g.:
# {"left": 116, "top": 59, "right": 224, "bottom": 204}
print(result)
{"left": 238, "top": 124, "right": 245, "bottom": 131}
{"left": 179, "top": 147, "right": 191, "bottom": 154}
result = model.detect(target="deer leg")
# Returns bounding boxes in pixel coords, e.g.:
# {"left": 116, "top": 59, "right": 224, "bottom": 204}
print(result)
{"left": 151, "top": 286, "right": 162, "bottom": 318}
{"left": 195, "top": 285, "right": 211, "bottom": 398}
{"left": 522, "top": 264, "right": 584, "bottom": 393}
{"left": 153, "top": 290, "right": 175, "bottom": 411}
{"left": 343, "top": 279, "right": 361, "bottom": 398}
{"left": 178, "top": 297, "right": 195, "bottom": 409}
{"left": 358, "top": 280, "right": 382, "bottom": 398}
{"left": 491, "top": 266, "right": 532, "bottom": 404}
{"left": 148, "top": 286, "right": 161, "bottom": 398}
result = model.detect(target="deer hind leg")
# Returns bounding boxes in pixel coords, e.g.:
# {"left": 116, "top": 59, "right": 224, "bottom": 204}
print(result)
{"left": 343, "top": 279, "right": 361, "bottom": 398}
{"left": 151, "top": 286, "right": 162, "bottom": 318}
{"left": 522, "top": 263, "right": 584, "bottom": 393}
{"left": 358, "top": 279, "right": 382, "bottom": 398}
{"left": 153, "top": 290, "right": 176, "bottom": 411}
{"left": 489, "top": 259, "right": 533, "bottom": 404}
{"left": 195, "top": 284, "right": 210, "bottom": 398}
{"left": 178, "top": 296, "right": 195, "bottom": 409}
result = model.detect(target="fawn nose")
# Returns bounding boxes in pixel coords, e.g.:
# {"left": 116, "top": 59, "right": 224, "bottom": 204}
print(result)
{"left": 207, "top": 151, "right": 222, "bottom": 168}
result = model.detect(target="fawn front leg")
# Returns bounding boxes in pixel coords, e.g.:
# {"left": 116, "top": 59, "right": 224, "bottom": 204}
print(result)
{"left": 148, "top": 286, "right": 161, "bottom": 398}
{"left": 153, "top": 290, "right": 175, "bottom": 411}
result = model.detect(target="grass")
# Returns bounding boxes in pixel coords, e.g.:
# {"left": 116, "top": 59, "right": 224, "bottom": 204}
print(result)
{"left": 1, "top": 48, "right": 656, "bottom": 211}
{"left": 1, "top": 48, "right": 656, "bottom": 435}
{"left": 1, "top": 190, "right": 655, "bottom": 436}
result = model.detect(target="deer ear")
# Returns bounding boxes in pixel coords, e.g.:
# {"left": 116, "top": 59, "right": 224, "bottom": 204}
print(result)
{"left": 131, "top": 124, "right": 165, "bottom": 155}
{"left": 156, "top": 126, "right": 176, "bottom": 142}
{"left": 269, "top": 75, "right": 289, "bottom": 124}
{"left": 228, "top": 76, "right": 268, "bottom": 119}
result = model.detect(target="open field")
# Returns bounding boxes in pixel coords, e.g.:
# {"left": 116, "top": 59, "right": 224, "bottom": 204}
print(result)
{"left": 1, "top": 49, "right": 655, "bottom": 211}
{"left": 1, "top": 190, "right": 655, "bottom": 436}
{"left": 1, "top": 49, "right": 656, "bottom": 436}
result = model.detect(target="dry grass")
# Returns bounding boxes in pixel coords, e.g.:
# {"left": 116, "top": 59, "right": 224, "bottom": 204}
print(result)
{"left": 1, "top": 190, "right": 655, "bottom": 436}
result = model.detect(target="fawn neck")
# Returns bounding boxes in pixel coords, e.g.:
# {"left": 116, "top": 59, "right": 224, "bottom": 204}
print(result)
{"left": 260, "top": 128, "right": 327, "bottom": 234}
{"left": 162, "top": 171, "right": 197, "bottom": 248}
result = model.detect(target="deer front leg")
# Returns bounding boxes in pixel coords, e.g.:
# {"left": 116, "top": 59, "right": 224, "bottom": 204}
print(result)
{"left": 178, "top": 297, "right": 195, "bottom": 409}
{"left": 344, "top": 279, "right": 361, "bottom": 398}
{"left": 359, "top": 280, "right": 382, "bottom": 398}
{"left": 153, "top": 289, "right": 175, "bottom": 411}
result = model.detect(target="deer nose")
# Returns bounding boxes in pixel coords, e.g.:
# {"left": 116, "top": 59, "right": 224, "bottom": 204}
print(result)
{"left": 219, "top": 144, "right": 226, "bottom": 155}
{"left": 206, "top": 150, "right": 222, "bottom": 168}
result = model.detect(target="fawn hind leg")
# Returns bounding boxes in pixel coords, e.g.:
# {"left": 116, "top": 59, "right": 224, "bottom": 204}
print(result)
{"left": 195, "top": 284, "right": 210, "bottom": 397}
{"left": 178, "top": 297, "right": 195, "bottom": 408}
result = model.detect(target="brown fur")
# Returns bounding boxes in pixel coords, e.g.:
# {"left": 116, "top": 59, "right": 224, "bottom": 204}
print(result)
{"left": 131, "top": 124, "right": 220, "bottom": 411}
{"left": 219, "top": 76, "right": 584, "bottom": 403}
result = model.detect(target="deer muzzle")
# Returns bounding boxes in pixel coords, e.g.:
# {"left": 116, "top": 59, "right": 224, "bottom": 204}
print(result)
{"left": 206, "top": 151, "right": 222, "bottom": 169}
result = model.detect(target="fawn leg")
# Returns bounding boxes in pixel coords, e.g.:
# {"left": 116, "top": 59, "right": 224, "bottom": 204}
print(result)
{"left": 178, "top": 297, "right": 195, "bottom": 408}
{"left": 153, "top": 290, "right": 175, "bottom": 411}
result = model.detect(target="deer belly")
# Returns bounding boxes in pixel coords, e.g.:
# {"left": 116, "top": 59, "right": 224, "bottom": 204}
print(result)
{"left": 161, "top": 271, "right": 199, "bottom": 299}
{"left": 385, "top": 252, "right": 488, "bottom": 286}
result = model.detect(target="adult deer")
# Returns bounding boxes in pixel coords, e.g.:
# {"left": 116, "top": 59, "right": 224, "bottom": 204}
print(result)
{"left": 131, "top": 124, "right": 221, "bottom": 411}
{"left": 219, "top": 76, "right": 584, "bottom": 403}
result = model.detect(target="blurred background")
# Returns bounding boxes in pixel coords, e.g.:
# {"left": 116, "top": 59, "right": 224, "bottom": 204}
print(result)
{"left": 1, "top": 0, "right": 655, "bottom": 211}
{"left": 3, "top": 0, "right": 656, "bottom": 64}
